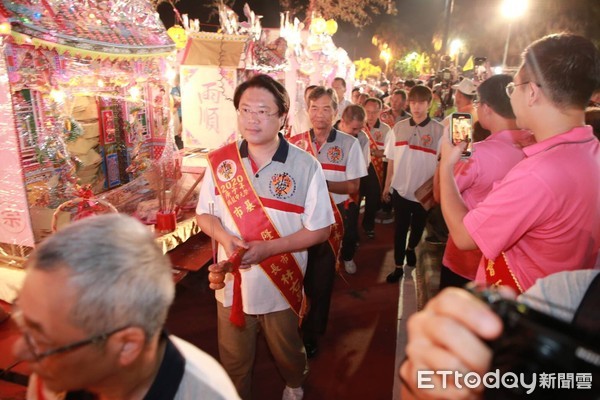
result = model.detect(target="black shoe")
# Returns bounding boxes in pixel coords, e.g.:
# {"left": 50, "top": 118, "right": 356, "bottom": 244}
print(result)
{"left": 386, "top": 267, "right": 404, "bottom": 283}
{"left": 406, "top": 249, "right": 417, "bottom": 267}
{"left": 304, "top": 340, "right": 318, "bottom": 359}
{"left": 365, "top": 230, "right": 375, "bottom": 239}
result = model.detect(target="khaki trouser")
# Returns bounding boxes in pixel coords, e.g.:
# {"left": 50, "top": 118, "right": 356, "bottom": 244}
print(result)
{"left": 217, "top": 302, "right": 308, "bottom": 400}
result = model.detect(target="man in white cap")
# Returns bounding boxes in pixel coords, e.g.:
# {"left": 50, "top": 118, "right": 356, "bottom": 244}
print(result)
{"left": 445, "top": 77, "right": 478, "bottom": 122}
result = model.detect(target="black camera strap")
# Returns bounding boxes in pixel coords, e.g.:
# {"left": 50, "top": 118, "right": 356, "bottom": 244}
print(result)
{"left": 571, "top": 272, "right": 600, "bottom": 333}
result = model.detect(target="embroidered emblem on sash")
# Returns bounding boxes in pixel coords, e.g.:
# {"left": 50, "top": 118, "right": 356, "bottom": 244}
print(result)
{"left": 295, "top": 139, "right": 308, "bottom": 151}
{"left": 217, "top": 160, "right": 236, "bottom": 182}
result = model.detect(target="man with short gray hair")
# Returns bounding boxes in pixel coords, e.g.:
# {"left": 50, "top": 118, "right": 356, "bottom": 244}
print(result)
{"left": 11, "top": 214, "right": 239, "bottom": 400}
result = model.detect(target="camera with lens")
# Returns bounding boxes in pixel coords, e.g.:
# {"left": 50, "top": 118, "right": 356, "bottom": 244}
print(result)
{"left": 474, "top": 56, "right": 488, "bottom": 66}
{"left": 473, "top": 56, "right": 488, "bottom": 82}
{"left": 467, "top": 285, "right": 600, "bottom": 400}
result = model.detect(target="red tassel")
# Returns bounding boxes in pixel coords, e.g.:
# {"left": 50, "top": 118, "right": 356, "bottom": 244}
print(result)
{"left": 225, "top": 248, "right": 247, "bottom": 328}
{"left": 230, "top": 269, "right": 245, "bottom": 327}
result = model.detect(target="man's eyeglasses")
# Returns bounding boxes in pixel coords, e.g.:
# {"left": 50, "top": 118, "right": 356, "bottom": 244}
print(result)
{"left": 12, "top": 306, "right": 128, "bottom": 362}
{"left": 505, "top": 81, "right": 541, "bottom": 98}
{"left": 237, "top": 107, "right": 279, "bottom": 121}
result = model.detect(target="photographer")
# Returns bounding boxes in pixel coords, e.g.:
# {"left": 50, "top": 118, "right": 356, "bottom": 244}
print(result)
{"left": 399, "top": 269, "right": 599, "bottom": 399}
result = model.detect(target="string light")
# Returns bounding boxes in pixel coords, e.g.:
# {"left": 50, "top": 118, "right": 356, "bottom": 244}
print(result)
{"left": 165, "top": 68, "right": 177, "bottom": 85}
{"left": 50, "top": 88, "right": 66, "bottom": 103}
{"left": 129, "top": 86, "right": 141, "bottom": 101}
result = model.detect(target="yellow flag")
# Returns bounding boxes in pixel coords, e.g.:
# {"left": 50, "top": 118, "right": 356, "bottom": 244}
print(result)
{"left": 462, "top": 56, "right": 474, "bottom": 71}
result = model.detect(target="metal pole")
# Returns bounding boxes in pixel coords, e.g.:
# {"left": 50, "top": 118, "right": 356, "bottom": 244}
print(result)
{"left": 502, "top": 21, "right": 512, "bottom": 70}
{"left": 441, "top": 0, "right": 454, "bottom": 55}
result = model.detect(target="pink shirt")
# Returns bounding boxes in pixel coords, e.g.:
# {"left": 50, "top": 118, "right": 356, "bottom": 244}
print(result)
{"left": 444, "top": 130, "right": 533, "bottom": 279}
{"left": 465, "top": 126, "right": 600, "bottom": 290}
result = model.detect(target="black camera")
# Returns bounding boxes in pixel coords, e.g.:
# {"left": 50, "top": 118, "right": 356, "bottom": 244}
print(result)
{"left": 467, "top": 285, "right": 600, "bottom": 400}
{"left": 474, "top": 56, "right": 487, "bottom": 66}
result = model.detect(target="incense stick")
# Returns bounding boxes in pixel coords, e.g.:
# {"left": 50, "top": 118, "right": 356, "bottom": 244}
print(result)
{"left": 174, "top": 170, "right": 205, "bottom": 213}
{"left": 209, "top": 201, "right": 216, "bottom": 265}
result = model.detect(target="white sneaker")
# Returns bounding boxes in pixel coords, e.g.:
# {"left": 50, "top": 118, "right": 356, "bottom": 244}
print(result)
{"left": 282, "top": 386, "right": 304, "bottom": 400}
{"left": 344, "top": 259, "right": 357, "bottom": 274}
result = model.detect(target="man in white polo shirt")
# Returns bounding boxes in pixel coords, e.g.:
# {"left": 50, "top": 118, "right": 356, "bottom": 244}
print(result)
{"left": 289, "top": 86, "right": 367, "bottom": 357}
{"left": 197, "top": 75, "right": 333, "bottom": 400}
{"left": 383, "top": 85, "right": 444, "bottom": 283}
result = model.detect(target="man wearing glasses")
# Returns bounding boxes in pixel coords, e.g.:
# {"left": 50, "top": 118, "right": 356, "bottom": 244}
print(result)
{"left": 196, "top": 74, "right": 333, "bottom": 400}
{"left": 438, "top": 33, "right": 600, "bottom": 294}
{"left": 10, "top": 214, "right": 239, "bottom": 400}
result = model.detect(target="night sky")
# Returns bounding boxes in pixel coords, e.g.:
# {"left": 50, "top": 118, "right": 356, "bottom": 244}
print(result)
{"left": 158, "top": 0, "right": 284, "bottom": 32}
{"left": 158, "top": 0, "right": 600, "bottom": 66}
{"left": 157, "top": 0, "right": 429, "bottom": 60}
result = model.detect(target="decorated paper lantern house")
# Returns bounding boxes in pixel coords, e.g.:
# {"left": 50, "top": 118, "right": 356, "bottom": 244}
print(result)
{"left": 0, "top": 0, "right": 177, "bottom": 255}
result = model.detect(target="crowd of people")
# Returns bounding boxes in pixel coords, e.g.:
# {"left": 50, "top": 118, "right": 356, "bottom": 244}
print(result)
{"left": 3, "top": 32, "right": 599, "bottom": 400}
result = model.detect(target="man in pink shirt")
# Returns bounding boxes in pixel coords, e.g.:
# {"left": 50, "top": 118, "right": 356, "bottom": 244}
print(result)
{"left": 434, "top": 74, "right": 534, "bottom": 289}
{"left": 439, "top": 33, "right": 600, "bottom": 293}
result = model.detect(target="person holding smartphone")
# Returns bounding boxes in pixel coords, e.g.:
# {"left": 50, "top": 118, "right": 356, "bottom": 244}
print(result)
{"left": 439, "top": 33, "right": 600, "bottom": 293}
{"left": 433, "top": 74, "right": 534, "bottom": 289}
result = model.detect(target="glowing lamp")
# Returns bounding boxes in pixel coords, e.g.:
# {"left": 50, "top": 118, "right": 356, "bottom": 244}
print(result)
{"left": 129, "top": 86, "right": 141, "bottom": 101}
{"left": 165, "top": 68, "right": 177, "bottom": 84}
{"left": 167, "top": 25, "right": 187, "bottom": 49}
{"left": 0, "top": 22, "right": 11, "bottom": 36}
{"left": 432, "top": 36, "right": 442, "bottom": 52}
{"left": 310, "top": 17, "right": 327, "bottom": 35}
{"left": 325, "top": 19, "right": 338, "bottom": 35}
{"left": 50, "top": 88, "right": 66, "bottom": 103}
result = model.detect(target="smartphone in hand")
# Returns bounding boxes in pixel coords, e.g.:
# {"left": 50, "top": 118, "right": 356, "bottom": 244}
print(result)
{"left": 450, "top": 112, "right": 474, "bottom": 157}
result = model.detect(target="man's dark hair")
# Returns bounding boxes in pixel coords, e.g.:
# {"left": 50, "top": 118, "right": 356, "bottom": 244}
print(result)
{"left": 473, "top": 121, "right": 492, "bottom": 143}
{"left": 351, "top": 87, "right": 361, "bottom": 94}
{"left": 305, "top": 84, "right": 318, "bottom": 96}
{"left": 404, "top": 79, "right": 416, "bottom": 89}
{"left": 341, "top": 104, "right": 366, "bottom": 122}
{"left": 521, "top": 33, "right": 600, "bottom": 110}
{"left": 585, "top": 107, "right": 600, "bottom": 139}
{"left": 478, "top": 74, "right": 516, "bottom": 119}
{"left": 391, "top": 89, "right": 407, "bottom": 101}
{"left": 333, "top": 77, "right": 347, "bottom": 89}
{"left": 308, "top": 86, "right": 339, "bottom": 111}
{"left": 364, "top": 97, "right": 383, "bottom": 109}
{"left": 408, "top": 85, "right": 433, "bottom": 103}
{"left": 233, "top": 74, "right": 290, "bottom": 116}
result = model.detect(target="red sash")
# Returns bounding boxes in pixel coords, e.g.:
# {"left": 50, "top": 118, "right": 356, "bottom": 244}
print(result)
{"left": 380, "top": 109, "right": 395, "bottom": 128}
{"left": 289, "top": 131, "right": 344, "bottom": 269}
{"left": 483, "top": 252, "right": 524, "bottom": 294}
{"left": 207, "top": 143, "right": 306, "bottom": 326}
{"left": 364, "top": 126, "right": 384, "bottom": 189}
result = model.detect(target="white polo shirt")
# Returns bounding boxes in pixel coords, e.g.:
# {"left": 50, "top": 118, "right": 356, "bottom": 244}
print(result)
{"left": 384, "top": 117, "right": 443, "bottom": 201}
{"left": 309, "top": 129, "right": 368, "bottom": 205}
{"left": 197, "top": 135, "right": 334, "bottom": 314}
